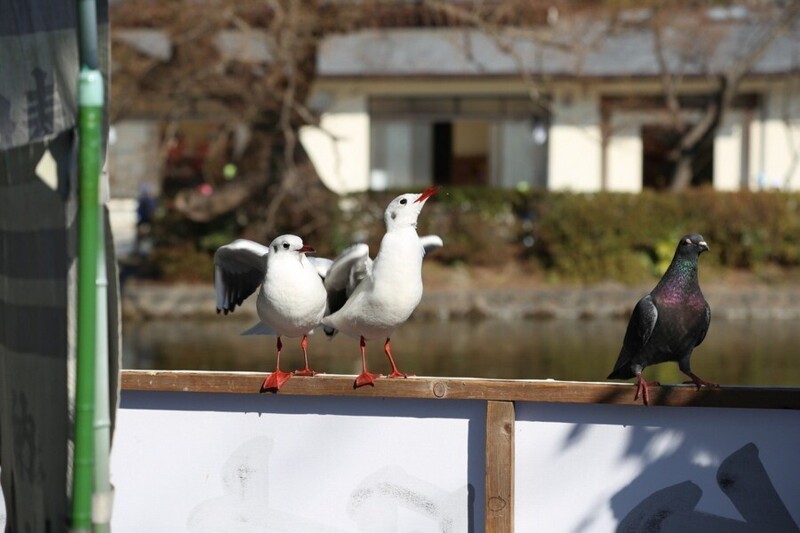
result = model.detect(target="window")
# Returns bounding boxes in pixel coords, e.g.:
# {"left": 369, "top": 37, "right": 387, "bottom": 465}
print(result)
{"left": 369, "top": 97, "right": 549, "bottom": 190}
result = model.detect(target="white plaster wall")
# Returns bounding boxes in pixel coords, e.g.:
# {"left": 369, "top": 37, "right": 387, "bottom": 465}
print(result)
{"left": 713, "top": 111, "right": 743, "bottom": 191}
{"left": 755, "top": 81, "right": 800, "bottom": 190}
{"left": 548, "top": 88, "right": 603, "bottom": 191}
{"left": 108, "top": 120, "right": 162, "bottom": 198}
{"left": 606, "top": 112, "right": 644, "bottom": 193}
{"left": 300, "top": 93, "right": 370, "bottom": 194}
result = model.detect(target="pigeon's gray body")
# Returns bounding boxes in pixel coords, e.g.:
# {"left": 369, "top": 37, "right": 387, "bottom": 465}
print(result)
{"left": 608, "top": 234, "right": 711, "bottom": 381}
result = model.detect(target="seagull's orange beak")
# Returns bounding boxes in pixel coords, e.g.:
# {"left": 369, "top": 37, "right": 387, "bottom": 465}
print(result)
{"left": 298, "top": 245, "right": 316, "bottom": 254}
{"left": 414, "top": 186, "right": 441, "bottom": 203}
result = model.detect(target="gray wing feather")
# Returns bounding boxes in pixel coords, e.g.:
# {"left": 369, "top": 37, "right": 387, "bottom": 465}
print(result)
{"left": 695, "top": 303, "right": 711, "bottom": 346}
{"left": 608, "top": 294, "right": 659, "bottom": 379}
{"left": 324, "top": 243, "right": 371, "bottom": 295}
{"left": 214, "top": 239, "right": 269, "bottom": 314}
{"left": 322, "top": 243, "right": 371, "bottom": 336}
{"left": 628, "top": 294, "right": 658, "bottom": 348}
{"left": 307, "top": 256, "right": 333, "bottom": 279}
{"left": 420, "top": 234, "right": 444, "bottom": 255}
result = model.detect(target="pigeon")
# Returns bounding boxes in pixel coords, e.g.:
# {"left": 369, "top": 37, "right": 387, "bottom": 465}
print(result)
{"left": 607, "top": 233, "right": 717, "bottom": 405}
{"left": 321, "top": 186, "right": 441, "bottom": 388}
{"left": 214, "top": 235, "right": 331, "bottom": 391}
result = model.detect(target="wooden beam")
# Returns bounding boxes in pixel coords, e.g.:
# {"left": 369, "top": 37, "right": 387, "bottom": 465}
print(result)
{"left": 486, "top": 401, "right": 514, "bottom": 533}
{"left": 121, "top": 370, "right": 800, "bottom": 410}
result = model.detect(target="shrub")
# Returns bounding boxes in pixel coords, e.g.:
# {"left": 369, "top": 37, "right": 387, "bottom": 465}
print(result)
{"left": 149, "top": 187, "right": 800, "bottom": 284}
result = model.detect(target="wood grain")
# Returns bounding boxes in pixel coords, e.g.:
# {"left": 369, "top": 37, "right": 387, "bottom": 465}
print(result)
{"left": 121, "top": 370, "right": 800, "bottom": 409}
{"left": 485, "top": 401, "right": 515, "bottom": 533}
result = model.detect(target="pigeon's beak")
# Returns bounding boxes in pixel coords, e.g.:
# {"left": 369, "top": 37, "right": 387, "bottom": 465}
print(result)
{"left": 414, "top": 186, "right": 441, "bottom": 204}
{"left": 698, "top": 241, "right": 709, "bottom": 253}
{"left": 298, "top": 245, "right": 316, "bottom": 254}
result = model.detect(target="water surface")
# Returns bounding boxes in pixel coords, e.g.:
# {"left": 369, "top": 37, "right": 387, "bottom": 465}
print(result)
{"left": 123, "top": 317, "right": 800, "bottom": 387}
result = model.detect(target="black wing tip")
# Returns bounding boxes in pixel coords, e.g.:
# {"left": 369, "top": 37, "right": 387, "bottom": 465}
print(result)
{"left": 323, "top": 326, "right": 337, "bottom": 337}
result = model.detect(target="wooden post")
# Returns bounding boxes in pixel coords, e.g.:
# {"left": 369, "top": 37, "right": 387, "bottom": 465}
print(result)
{"left": 486, "top": 400, "right": 515, "bottom": 533}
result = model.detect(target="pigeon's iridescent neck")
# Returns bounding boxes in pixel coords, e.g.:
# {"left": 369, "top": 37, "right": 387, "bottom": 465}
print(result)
{"left": 655, "top": 257, "right": 700, "bottom": 304}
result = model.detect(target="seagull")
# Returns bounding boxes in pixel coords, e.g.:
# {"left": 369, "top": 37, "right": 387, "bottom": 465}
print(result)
{"left": 214, "top": 235, "right": 330, "bottom": 391}
{"left": 321, "top": 186, "right": 442, "bottom": 388}
{"left": 607, "top": 234, "right": 717, "bottom": 405}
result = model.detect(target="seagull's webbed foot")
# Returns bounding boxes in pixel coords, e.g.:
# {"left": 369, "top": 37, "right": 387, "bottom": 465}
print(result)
{"left": 386, "top": 370, "right": 415, "bottom": 379}
{"left": 354, "top": 371, "right": 381, "bottom": 388}
{"left": 293, "top": 368, "right": 319, "bottom": 377}
{"left": 682, "top": 372, "right": 719, "bottom": 391}
{"left": 634, "top": 373, "right": 660, "bottom": 406}
{"left": 261, "top": 370, "right": 292, "bottom": 392}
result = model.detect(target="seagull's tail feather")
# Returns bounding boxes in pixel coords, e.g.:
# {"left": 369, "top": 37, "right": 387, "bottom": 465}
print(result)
{"left": 241, "top": 322, "right": 276, "bottom": 336}
{"left": 323, "top": 325, "right": 338, "bottom": 338}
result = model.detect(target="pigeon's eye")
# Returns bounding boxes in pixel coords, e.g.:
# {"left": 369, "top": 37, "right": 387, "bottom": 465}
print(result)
{"left": 283, "top": 243, "right": 290, "bottom": 250}
{"left": 684, "top": 238, "right": 691, "bottom": 245}
{"left": 399, "top": 198, "right": 407, "bottom": 205}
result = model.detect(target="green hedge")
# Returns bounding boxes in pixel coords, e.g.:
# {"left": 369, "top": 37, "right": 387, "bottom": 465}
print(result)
{"left": 150, "top": 188, "right": 800, "bottom": 284}
{"left": 338, "top": 189, "right": 800, "bottom": 283}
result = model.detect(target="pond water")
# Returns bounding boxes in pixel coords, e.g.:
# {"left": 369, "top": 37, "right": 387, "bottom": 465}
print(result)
{"left": 123, "top": 316, "right": 800, "bottom": 387}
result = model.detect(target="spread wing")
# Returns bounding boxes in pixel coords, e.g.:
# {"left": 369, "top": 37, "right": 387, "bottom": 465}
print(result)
{"left": 420, "top": 234, "right": 444, "bottom": 255}
{"left": 214, "top": 239, "right": 269, "bottom": 314}
{"left": 323, "top": 243, "right": 371, "bottom": 319}
{"left": 307, "top": 256, "right": 333, "bottom": 279}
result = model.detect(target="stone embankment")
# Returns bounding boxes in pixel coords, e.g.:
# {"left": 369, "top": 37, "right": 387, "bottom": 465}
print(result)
{"left": 122, "top": 282, "right": 800, "bottom": 322}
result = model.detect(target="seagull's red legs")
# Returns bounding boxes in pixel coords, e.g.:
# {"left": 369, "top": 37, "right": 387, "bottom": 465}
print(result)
{"left": 682, "top": 372, "right": 719, "bottom": 390}
{"left": 354, "top": 336, "right": 381, "bottom": 388}
{"left": 293, "top": 335, "right": 318, "bottom": 377}
{"left": 634, "top": 373, "right": 660, "bottom": 406}
{"left": 384, "top": 338, "right": 414, "bottom": 378}
{"left": 261, "top": 336, "right": 292, "bottom": 392}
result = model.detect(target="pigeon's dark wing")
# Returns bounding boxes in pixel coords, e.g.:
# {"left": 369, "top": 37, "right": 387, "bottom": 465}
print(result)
{"left": 695, "top": 303, "right": 711, "bottom": 346}
{"left": 608, "top": 294, "right": 659, "bottom": 379}
{"left": 214, "top": 239, "right": 269, "bottom": 314}
{"left": 420, "top": 235, "right": 444, "bottom": 255}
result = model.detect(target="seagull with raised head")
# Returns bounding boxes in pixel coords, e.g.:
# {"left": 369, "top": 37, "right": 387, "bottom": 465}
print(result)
{"left": 322, "top": 186, "right": 442, "bottom": 388}
{"left": 607, "top": 233, "right": 717, "bottom": 405}
{"left": 215, "top": 235, "right": 330, "bottom": 391}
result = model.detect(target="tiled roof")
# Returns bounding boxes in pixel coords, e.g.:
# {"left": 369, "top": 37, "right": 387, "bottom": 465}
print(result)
{"left": 317, "top": 20, "right": 800, "bottom": 78}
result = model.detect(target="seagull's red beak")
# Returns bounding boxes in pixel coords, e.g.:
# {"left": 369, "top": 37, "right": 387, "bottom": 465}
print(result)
{"left": 414, "top": 186, "right": 441, "bottom": 203}
{"left": 298, "top": 245, "right": 316, "bottom": 254}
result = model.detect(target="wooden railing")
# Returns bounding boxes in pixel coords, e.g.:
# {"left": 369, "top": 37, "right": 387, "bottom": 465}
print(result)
{"left": 121, "top": 371, "right": 800, "bottom": 533}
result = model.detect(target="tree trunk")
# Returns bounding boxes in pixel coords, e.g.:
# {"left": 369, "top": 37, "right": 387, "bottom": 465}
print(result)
{"left": 670, "top": 155, "right": 693, "bottom": 191}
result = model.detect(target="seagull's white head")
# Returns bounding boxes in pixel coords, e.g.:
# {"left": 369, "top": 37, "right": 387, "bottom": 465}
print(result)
{"left": 384, "top": 186, "right": 440, "bottom": 231}
{"left": 268, "top": 234, "right": 315, "bottom": 259}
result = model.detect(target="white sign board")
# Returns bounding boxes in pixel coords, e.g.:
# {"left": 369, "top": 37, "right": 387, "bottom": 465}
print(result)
{"left": 515, "top": 402, "right": 800, "bottom": 532}
{"left": 111, "top": 392, "right": 484, "bottom": 532}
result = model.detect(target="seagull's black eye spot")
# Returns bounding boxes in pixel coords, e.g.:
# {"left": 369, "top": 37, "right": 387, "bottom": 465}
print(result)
{"left": 283, "top": 242, "right": 290, "bottom": 250}
{"left": 399, "top": 198, "right": 407, "bottom": 205}
{"left": 273, "top": 245, "right": 278, "bottom": 252}
{"left": 391, "top": 212, "right": 397, "bottom": 220}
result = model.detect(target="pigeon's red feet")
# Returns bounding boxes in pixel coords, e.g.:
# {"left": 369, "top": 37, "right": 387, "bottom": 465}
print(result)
{"left": 293, "top": 368, "right": 318, "bottom": 377}
{"left": 683, "top": 373, "right": 719, "bottom": 390}
{"left": 354, "top": 371, "right": 381, "bottom": 388}
{"left": 261, "top": 370, "right": 292, "bottom": 392}
{"left": 634, "top": 374, "right": 660, "bottom": 406}
{"left": 386, "top": 370, "right": 415, "bottom": 379}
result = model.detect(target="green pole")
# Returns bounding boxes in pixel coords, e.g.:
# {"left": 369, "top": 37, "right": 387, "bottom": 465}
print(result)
{"left": 71, "top": 67, "right": 104, "bottom": 533}
{"left": 73, "top": 0, "right": 103, "bottom": 528}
